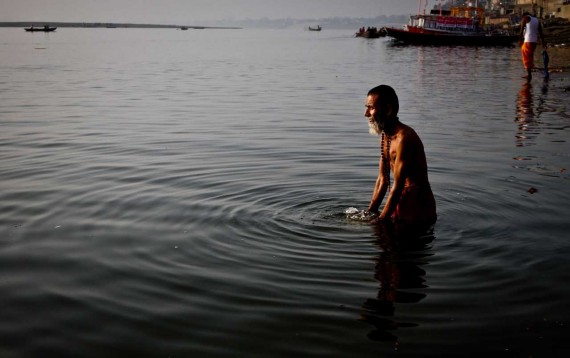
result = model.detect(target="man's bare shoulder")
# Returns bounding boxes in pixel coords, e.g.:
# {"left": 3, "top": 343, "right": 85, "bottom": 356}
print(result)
{"left": 398, "top": 122, "right": 422, "bottom": 143}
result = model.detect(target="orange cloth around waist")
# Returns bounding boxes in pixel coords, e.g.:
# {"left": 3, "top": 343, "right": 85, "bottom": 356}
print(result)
{"left": 521, "top": 42, "right": 537, "bottom": 70}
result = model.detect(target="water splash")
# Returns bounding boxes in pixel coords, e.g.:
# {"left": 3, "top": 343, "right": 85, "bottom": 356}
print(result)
{"left": 345, "top": 207, "right": 376, "bottom": 222}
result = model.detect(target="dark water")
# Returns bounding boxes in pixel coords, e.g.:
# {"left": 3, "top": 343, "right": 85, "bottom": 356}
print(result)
{"left": 1, "top": 28, "right": 569, "bottom": 357}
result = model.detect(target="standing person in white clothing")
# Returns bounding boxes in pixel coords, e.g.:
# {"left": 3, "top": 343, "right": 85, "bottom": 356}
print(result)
{"left": 518, "top": 12, "right": 546, "bottom": 81}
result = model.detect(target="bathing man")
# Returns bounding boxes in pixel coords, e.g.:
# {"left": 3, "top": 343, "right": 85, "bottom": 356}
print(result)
{"left": 518, "top": 12, "right": 546, "bottom": 81}
{"left": 365, "top": 85, "right": 436, "bottom": 234}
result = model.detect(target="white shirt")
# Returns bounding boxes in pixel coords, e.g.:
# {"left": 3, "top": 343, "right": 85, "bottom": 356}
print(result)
{"left": 524, "top": 16, "right": 540, "bottom": 43}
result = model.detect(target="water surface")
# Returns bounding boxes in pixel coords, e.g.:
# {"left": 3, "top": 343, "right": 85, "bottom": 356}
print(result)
{"left": 1, "top": 28, "right": 569, "bottom": 357}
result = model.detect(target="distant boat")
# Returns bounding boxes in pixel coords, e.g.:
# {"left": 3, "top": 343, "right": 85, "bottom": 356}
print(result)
{"left": 384, "top": 5, "right": 517, "bottom": 46}
{"left": 308, "top": 25, "right": 322, "bottom": 31}
{"left": 179, "top": 26, "right": 189, "bottom": 30}
{"left": 25, "top": 25, "right": 57, "bottom": 32}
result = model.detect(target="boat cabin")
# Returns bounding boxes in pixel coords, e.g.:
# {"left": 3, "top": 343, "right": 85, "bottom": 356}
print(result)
{"left": 407, "top": 6, "right": 485, "bottom": 32}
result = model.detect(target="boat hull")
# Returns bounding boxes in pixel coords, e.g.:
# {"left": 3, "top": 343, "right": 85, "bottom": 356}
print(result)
{"left": 25, "top": 27, "right": 57, "bottom": 32}
{"left": 355, "top": 31, "right": 386, "bottom": 38}
{"left": 356, "top": 32, "right": 380, "bottom": 38}
{"left": 385, "top": 27, "right": 517, "bottom": 46}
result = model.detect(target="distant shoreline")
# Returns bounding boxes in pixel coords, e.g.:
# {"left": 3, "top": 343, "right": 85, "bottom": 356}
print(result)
{"left": 0, "top": 22, "right": 241, "bottom": 30}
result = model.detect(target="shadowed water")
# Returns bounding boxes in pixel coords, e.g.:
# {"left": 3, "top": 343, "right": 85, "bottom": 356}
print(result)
{"left": 1, "top": 28, "right": 569, "bottom": 357}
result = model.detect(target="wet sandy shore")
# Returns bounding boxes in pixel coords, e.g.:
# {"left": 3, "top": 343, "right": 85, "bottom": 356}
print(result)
{"left": 539, "top": 22, "right": 570, "bottom": 72}
{"left": 535, "top": 45, "right": 570, "bottom": 72}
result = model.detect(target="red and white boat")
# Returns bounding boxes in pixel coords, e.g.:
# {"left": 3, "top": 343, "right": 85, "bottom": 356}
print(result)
{"left": 384, "top": 1, "right": 517, "bottom": 46}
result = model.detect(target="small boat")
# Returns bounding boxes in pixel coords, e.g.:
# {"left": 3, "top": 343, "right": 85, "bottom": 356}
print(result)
{"left": 355, "top": 27, "right": 387, "bottom": 38}
{"left": 384, "top": 5, "right": 517, "bottom": 46}
{"left": 179, "top": 26, "right": 189, "bottom": 30}
{"left": 25, "top": 25, "right": 57, "bottom": 32}
{"left": 308, "top": 25, "right": 322, "bottom": 32}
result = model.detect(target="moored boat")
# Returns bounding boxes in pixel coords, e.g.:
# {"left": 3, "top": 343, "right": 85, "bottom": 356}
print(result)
{"left": 384, "top": 27, "right": 517, "bottom": 46}
{"left": 384, "top": 5, "right": 517, "bottom": 46}
{"left": 25, "top": 25, "right": 57, "bottom": 32}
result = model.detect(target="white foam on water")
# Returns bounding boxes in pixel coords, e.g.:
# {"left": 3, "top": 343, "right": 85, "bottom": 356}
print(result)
{"left": 344, "top": 207, "right": 375, "bottom": 222}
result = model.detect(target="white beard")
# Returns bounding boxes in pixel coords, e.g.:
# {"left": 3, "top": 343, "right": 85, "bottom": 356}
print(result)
{"left": 368, "top": 119, "right": 382, "bottom": 136}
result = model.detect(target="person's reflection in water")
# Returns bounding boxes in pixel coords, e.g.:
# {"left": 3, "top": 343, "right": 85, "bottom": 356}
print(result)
{"left": 515, "top": 79, "right": 550, "bottom": 148}
{"left": 538, "top": 78, "right": 549, "bottom": 114}
{"left": 516, "top": 82, "right": 534, "bottom": 119}
{"left": 515, "top": 82, "right": 535, "bottom": 147}
{"left": 359, "top": 222, "right": 434, "bottom": 344}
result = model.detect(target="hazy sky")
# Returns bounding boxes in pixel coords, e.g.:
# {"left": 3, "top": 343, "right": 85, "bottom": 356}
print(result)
{"left": 1, "top": 0, "right": 420, "bottom": 23}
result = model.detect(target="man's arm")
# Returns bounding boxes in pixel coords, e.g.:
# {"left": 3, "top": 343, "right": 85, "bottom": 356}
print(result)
{"left": 379, "top": 137, "right": 410, "bottom": 221}
{"left": 518, "top": 15, "right": 528, "bottom": 45}
{"left": 367, "top": 156, "right": 388, "bottom": 214}
{"left": 538, "top": 21, "right": 546, "bottom": 48}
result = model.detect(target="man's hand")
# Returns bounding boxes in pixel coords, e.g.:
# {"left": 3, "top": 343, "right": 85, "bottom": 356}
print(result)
{"left": 378, "top": 213, "right": 390, "bottom": 222}
{"left": 365, "top": 208, "right": 378, "bottom": 216}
